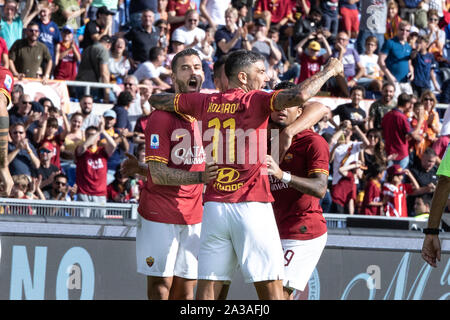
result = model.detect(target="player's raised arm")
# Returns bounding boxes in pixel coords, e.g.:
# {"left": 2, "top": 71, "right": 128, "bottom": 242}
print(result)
{"left": 272, "top": 58, "right": 343, "bottom": 111}
{"left": 149, "top": 93, "right": 177, "bottom": 112}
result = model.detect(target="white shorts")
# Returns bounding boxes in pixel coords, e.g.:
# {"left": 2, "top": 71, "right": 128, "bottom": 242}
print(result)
{"left": 282, "top": 233, "right": 328, "bottom": 292}
{"left": 198, "top": 201, "right": 285, "bottom": 283}
{"left": 136, "top": 215, "right": 201, "bottom": 279}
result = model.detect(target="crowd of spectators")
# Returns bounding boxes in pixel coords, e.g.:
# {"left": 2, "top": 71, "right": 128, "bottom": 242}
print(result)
{"left": 2, "top": 0, "right": 450, "bottom": 218}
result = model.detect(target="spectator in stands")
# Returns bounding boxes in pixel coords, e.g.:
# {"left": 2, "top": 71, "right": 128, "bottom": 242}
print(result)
{"left": 122, "top": 75, "right": 152, "bottom": 132}
{"left": 155, "top": 0, "right": 169, "bottom": 22}
{"left": 356, "top": 0, "right": 387, "bottom": 55}
{"left": 360, "top": 163, "right": 386, "bottom": 215}
{"left": 61, "top": 112, "right": 85, "bottom": 161}
{"left": 100, "top": 109, "right": 130, "bottom": 184}
{"left": 409, "top": 101, "right": 428, "bottom": 160}
{"left": 214, "top": 7, "right": 251, "bottom": 60}
{"left": 385, "top": 0, "right": 402, "bottom": 41}
{"left": 357, "top": 36, "right": 384, "bottom": 95}
{"left": 233, "top": 0, "right": 249, "bottom": 28}
{"left": 107, "top": 164, "right": 134, "bottom": 203}
{"left": 171, "top": 9, "right": 206, "bottom": 49}
{"left": 76, "top": 94, "right": 101, "bottom": 131}
{"left": 36, "top": 141, "right": 61, "bottom": 194}
{"left": 420, "top": 90, "right": 441, "bottom": 150}
{"left": 76, "top": 35, "right": 112, "bottom": 102}
{"left": 407, "top": 147, "right": 439, "bottom": 216}
{"left": 330, "top": 31, "right": 365, "bottom": 96}
{"left": 330, "top": 120, "right": 368, "bottom": 204}
{"left": 133, "top": 46, "right": 171, "bottom": 90}
{"left": 125, "top": 9, "right": 160, "bottom": 70}
{"left": 8, "top": 93, "right": 42, "bottom": 141}
{"left": 167, "top": 0, "right": 197, "bottom": 34}
{"left": 52, "top": 0, "right": 89, "bottom": 30}
{"left": 129, "top": 0, "right": 158, "bottom": 29}
{"left": 11, "top": 173, "right": 44, "bottom": 201}
{"left": 8, "top": 122, "right": 40, "bottom": 178}
{"left": 419, "top": 9, "right": 446, "bottom": 64}
{"left": 43, "top": 173, "right": 75, "bottom": 201}
{"left": 112, "top": 91, "right": 134, "bottom": 136}
{"left": 331, "top": 160, "right": 365, "bottom": 214}
{"left": 382, "top": 164, "right": 420, "bottom": 218}
{"left": 339, "top": 0, "right": 360, "bottom": 40}
{"left": 251, "top": 18, "right": 282, "bottom": 64}
{"left": 368, "top": 82, "right": 396, "bottom": 130}
{"left": 0, "top": 0, "right": 39, "bottom": 49}
{"left": 411, "top": 36, "right": 440, "bottom": 97}
{"left": 11, "top": 83, "right": 23, "bottom": 105}
{"left": 413, "top": 194, "right": 432, "bottom": 219}
{"left": 80, "top": 6, "right": 115, "bottom": 50}
{"left": 75, "top": 122, "right": 117, "bottom": 214}
{"left": 363, "top": 128, "right": 390, "bottom": 173}
{"left": 320, "top": 1, "right": 338, "bottom": 41}
{"left": 330, "top": 85, "right": 368, "bottom": 133}
{"left": 54, "top": 25, "right": 81, "bottom": 81}
{"left": 9, "top": 21, "right": 53, "bottom": 82}
{"left": 36, "top": 2, "right": 61, "bottom": 63}
{"left": 253, "top": 0, "right": 295, "bottom": 30}
{"left": 108, "top": 36, "right": 131, "bottom": 86}
{"left": 381, "top": 93, "right": 424, "bottom": 169}
{"left": 155, "top": 19, "right": 170, "bottom": 49}
{"left": 200, "top": 0, "right": 232, "bottom": 30}
{"left": 378, "top": 20, "right": 414, "bottom": 96}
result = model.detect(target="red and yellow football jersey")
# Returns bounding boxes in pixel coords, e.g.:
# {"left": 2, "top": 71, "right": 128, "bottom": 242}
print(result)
{"left": 138, "top": 110, "right": 205, "bottom": 225}
{"left": 174, "top": 88, "right": 279, "bottom": 203}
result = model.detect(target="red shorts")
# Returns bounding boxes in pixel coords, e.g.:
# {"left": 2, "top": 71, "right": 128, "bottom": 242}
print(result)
{"left": 340, "top": 7, "right": 360, "bottom": 33}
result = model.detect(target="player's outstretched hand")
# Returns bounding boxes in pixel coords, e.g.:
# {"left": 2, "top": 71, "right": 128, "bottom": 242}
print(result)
{"left": 121, "top": 153, "right": 139, "bottom": 177}
{"left": 202, "top": 162, "right": 218, "bottom": 183}
{"left": 266, "top": 155, "right": 283, "bottom": 180}
{"left": 421, "top": 234, "right": 441, "bottom": 267}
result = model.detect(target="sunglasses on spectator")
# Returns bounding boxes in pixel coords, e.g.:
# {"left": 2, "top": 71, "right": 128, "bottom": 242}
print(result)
{"left": 400, "top": 28, "right": 410, "bottom": 32}
{"left": 423, "top": 97, "right": 434, "bottom": 101}
{"left": 22, "top": 101, "right": 32, "bottom": 105}
{"left": 429, "top": 18, "right": 439, "bottom": 22}
{"left": 27, "top": 29, "right": 40, "bottom": 33}
{"left": 54, "top": 181, "right": 66, "bottom": 186}
{"left": 124, "top": 83, "right": 135, "bottom": 87}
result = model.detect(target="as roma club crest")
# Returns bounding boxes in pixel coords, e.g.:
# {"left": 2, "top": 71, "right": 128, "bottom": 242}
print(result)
{"left": 146, "top": 256, "right": 155, "bottom": 267}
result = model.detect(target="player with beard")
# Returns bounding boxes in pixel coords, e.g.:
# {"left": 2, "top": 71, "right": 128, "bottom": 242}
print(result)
{"left": 121, "top": 48, "right": 218, "bottom": 300}
{"left": 266, "top": 81, "right": 330, "bottom": 300}
{"left": 149, "top": 50, "right": 343, "bottom": 300}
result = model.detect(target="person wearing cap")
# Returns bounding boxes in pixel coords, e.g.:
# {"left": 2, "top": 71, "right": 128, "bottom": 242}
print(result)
{"left": 86, "top": 1, "right": 118, "bottom": 21}
{"left": 54, "top": 25, "right": 81, "bottom": 81}
{"left": 125, "top": 9, "right": 160, "bottom": 69}
{"left": 294, "top": 32, "right": 332, "bottom": 84}
{"left": 36, "top": 141, "right": 61, "bottom": 194}
{"left": 80, "top": 5, "right": 115, "bottom": 50}
{"left": 76, "top": 35, "right": 112, "bottom": 102}
{"left": 100, "top": 108, "right": 129, "bottom": 185}
{"left": 382, "top": 164, "right": 420, "bottom": 217}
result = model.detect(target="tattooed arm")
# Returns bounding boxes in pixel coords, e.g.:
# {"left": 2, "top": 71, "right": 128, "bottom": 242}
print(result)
{"left": 273, "top": 57, "right": 344, "bottom": 111}
{"left": 0, "top": 93, "right": 13, "bottom": 196}
{"left": 149, "top": 161, "right": 218, "bottom": 186}
{"left": 149, "top": 93, "right": 177, "bottom": 112}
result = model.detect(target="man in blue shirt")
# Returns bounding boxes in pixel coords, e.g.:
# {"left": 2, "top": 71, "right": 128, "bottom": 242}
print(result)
{"left": 378, "top": 20, "right": 414, "bottom": 96}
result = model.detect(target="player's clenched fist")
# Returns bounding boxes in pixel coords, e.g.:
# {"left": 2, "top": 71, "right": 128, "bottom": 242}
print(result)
{"left": 202, "top": 162, "right": 218, "bottom": 183}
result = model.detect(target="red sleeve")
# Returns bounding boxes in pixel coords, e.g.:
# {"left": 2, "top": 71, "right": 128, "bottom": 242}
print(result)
{"left": 404, "top": 183, "right": 414, "bottom": 195}
{"left": 305, "top": 134, "right": 330, "bottom": 176}
{"left": 0, "top": 37, "right": 8, "bottom": 55}
{"left": 144, "top": 111, "right": 173, "bottom": 164}
{"left": 175, "top": 92, "right": 208, "bottom": 120}
{"left": 168, "top": 0, "right": 177, "bottom": 11}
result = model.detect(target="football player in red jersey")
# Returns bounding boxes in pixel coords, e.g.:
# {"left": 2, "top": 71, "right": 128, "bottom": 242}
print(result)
{"left": 266, "top": 81, "right": 330, "bottom": 300}
{"left": 121, "top": 48, "right": 218, "bottom": 300}
{"left": 0, "top": 66, "right": 14, "bottom": 196}
{"left": 150, "top": 49, "right": 343, "bottom": 300}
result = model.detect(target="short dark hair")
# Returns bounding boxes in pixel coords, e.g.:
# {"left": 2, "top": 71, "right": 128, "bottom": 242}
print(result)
{"left": 171, "top": 48, "right": 201, "bottom": 71}
{"left": 149, "top": 46, "right": 165, "bottom": 62}
{"left": 423, "top": 147, "right": 437, "bottom": 158}
{"left": 274, "top": 81, "right": 296, "bottom": 90}
{"left": 86, "top": 125, "right": 99, "bottom": 133}
{"left": 99, "top": 35, "right": 112, "bottom": 44}
{"left": 397, "top": 92, "right": 413, "bottom": 107}
{"left": 224, "top": 50, "right": 265, "bottom": 79}
{"left": 54, "top": 173, "right": 68, "bottom": 183}
{"left": 116, "top": 90, "right": 134, "bottom": 106}
{"left": 213, "top": 54, "right": 228, "bottom": 79}
{"left": 350, "top": 85, "right": 366, "bottom": 97}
